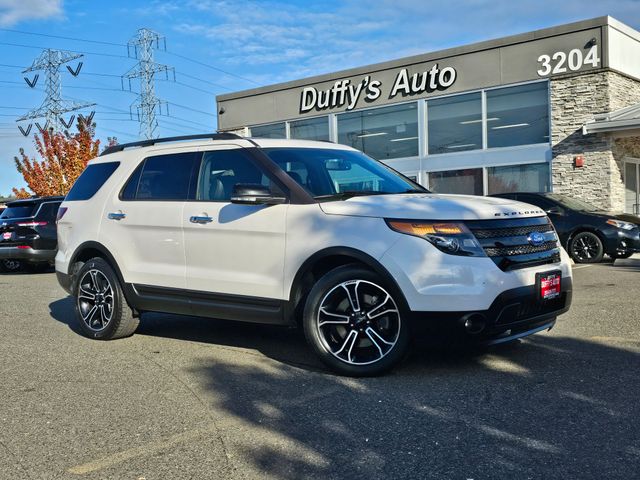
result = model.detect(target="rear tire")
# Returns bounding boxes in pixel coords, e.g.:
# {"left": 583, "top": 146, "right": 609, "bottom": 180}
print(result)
{"left": 303, "top": 265, "right": 410, "bottom": 376}
{"left": 569, "top": 231, "right": 604, "bottom": 263}
{"left": 0, "top": 259, "right": 22, "bottom": 273}
{"left": 73, "top": 257, "right": 139, "bottom": 340}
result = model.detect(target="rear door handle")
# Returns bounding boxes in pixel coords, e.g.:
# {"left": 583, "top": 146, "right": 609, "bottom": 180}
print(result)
{"left": 108, "top": 211, "right": 126, "bottom": 220}
{"left": 190, "top": 215, "right": 213, "bottom": 224}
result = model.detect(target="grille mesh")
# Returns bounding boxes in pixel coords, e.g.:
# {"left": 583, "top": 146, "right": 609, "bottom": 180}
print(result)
{"left": 483, "top": 241, "right": 559, "bottom": 257}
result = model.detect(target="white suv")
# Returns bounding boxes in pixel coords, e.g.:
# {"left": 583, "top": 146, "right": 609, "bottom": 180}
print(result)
{"left": 56, "top": 134, "right": 572, "bottom": 376}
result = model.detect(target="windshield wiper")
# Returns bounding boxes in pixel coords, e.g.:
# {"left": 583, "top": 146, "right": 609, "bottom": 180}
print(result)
{"left": 315, "top": 190, "right": 391, "bottom": 201}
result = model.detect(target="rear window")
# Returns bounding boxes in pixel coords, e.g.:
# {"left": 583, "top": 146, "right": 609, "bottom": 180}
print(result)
{"left": 36, "top": 202, "right": 62, "bottom": 220}
{"left": 66, "top": 162, "right": 120, "bottom": 201}
{"left": 0, "top": 203, "right": 37, "bottom": 219}
{"left": 127, "top": 153, "right": 200, "bottom": 201}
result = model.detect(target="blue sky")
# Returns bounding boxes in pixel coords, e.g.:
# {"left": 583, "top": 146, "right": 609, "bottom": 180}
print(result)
{"left": 1, "top": 0, "right": 639, "bottom": 196}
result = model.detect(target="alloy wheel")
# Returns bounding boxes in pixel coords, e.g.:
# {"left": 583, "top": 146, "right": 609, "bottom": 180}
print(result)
{"left": 572, "top": 234, "right": 600, "bottom": 261}
{"left": 77, "top": 269, "right": 115, "bottom": 332}
{"left": 316, "top": 279, "right": 401, "bottom": 366}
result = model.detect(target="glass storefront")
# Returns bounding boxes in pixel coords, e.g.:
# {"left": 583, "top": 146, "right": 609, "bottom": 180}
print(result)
{"left": 427, "top": 93, "right": 482, "bottom": 154}
{"left": 337, "top": 103, "right": 419, "bottom": 160}
{"left": 251, "top": 122, "right": 286, "bottom": 138}
{"left": 290, "top": 116, "right": 330, "bottom": 141}
{"left": 246, "top": 81, "right": 551, "bottom": 196}
{"left": 486, "top": 82, "right": 549, "bottom": 148}
{"left": 487, "top": 163, "right": 550, "bottom": 194}
{"left": 429, "top": 168, "right": 483, "bottom": 195}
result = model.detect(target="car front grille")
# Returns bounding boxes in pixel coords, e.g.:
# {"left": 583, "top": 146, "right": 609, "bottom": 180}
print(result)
{"left": 467, "top": 216, "right": 561, "bottom": 271}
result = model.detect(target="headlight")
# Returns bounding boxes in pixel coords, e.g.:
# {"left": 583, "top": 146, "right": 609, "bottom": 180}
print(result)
{"left": 386, "top": 220, "right": 485, "bottom": 257}
{"left": 606, "top": 219, "right": 636, "bottom": 231}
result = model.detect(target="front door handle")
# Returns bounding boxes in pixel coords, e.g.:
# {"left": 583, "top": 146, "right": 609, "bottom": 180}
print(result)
{"left": 190, "top": 215, "right": 213, "bottom": 224}
{"left": 108, "top": 211, "right": 126, "bottom": 221}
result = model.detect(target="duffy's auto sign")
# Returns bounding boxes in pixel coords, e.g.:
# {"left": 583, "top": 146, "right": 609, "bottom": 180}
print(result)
{"left": 299, "top": 64, "right": 457, "bottom": 113}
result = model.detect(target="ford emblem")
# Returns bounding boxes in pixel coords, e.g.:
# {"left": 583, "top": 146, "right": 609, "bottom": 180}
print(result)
{"left": 528, "top": 231, "right": 545, "bottom": 246}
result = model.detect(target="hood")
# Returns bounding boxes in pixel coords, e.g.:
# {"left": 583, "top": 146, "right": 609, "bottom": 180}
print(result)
{"left": 319, "top": 193, "right": 546, "bottom": 220}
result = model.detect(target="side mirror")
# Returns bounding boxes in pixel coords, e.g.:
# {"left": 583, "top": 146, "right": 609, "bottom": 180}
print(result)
{"left": 546, "top": 206, "right": 564, "bottom": 215}
{"left": 230, "top": 183, "right": 286, "bottom": 205}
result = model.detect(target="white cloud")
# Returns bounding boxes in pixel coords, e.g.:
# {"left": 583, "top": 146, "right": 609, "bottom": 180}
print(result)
{"left": 0, "top": 0, "right": 63, "bottom": 26}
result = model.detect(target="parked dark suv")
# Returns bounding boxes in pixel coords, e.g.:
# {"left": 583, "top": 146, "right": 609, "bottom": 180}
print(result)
{"left": 0, "top": 196, "right": 63, "bottom": 272}
{"left": 490, "top": 192, "right": 640, "bottom": 263}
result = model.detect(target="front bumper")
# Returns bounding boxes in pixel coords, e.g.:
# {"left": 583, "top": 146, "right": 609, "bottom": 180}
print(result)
{"left": 408, "top": 276, "right": 572, "bottom": 343}
{"left": 0, "top": 246, "right": 56, "bottom": 263}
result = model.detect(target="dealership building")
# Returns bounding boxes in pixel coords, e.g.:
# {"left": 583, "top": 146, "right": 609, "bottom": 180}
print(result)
{"left": 216, "top": 16, "right": 640, "bottom": 214}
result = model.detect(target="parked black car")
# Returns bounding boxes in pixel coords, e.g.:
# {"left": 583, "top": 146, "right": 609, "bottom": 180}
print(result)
{"left": 0, "top": 196, "right": 63, "bottom": 273}
{"left": 490, "top": 192, "right": 640, "bottom": 263}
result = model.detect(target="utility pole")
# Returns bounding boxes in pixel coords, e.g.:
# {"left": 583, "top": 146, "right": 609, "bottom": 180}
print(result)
{"left": 123, "top": 28, "right": 174, "bottom": 139}
{"left": 17, "top": 49, "right": 95, "bottom": 135}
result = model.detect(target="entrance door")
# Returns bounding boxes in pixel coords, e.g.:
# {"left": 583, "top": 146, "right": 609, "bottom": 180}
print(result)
{"left": 624, "top": 159, "right": 640, "bottom": 215}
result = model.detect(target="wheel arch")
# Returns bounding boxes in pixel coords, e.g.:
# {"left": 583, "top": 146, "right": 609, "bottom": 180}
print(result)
{"left": 566, "top": 226, "right": 606, "bottom": 251}
{"left": 286, "top": 247, "right": 410, "bottom": 325}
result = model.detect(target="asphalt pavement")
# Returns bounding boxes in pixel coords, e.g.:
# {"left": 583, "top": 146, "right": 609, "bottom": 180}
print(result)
{"left": 0, "top": 261, "right": 639, "bottom": 479}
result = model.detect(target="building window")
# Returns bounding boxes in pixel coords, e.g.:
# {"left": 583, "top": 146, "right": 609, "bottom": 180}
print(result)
{"left": 487, "top": 163, "right": 550, "bottom": 194}
{"left": 290, "top": 116, "right": 330, "bottom": 141}
{"left": 427, "top": 92, "right": 482, "bottom": 154}
{"left": 337, "top": 103, "right": 419, "bottom": 160}
{"left": 251, "top": 123, "right": 286, "bottom": 138}
{"left": 486, "top": 82, "right": 549, "bottom": 148}
{"left": 428, "top": 168, "right": 483, "bottom": 195}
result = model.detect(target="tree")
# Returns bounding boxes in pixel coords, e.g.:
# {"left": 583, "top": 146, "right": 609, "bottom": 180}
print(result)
{"left": 11, "top": 118, "right": 117, "bottom": 198}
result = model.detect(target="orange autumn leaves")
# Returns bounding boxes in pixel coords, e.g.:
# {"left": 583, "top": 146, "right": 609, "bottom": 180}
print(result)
{"left": 12, "top": 118, "right": 115, "bottom": 199}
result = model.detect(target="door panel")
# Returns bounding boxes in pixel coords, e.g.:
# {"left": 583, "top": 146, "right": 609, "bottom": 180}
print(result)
{"left": 183, "top": 146, "right": 287, "bottom": 299}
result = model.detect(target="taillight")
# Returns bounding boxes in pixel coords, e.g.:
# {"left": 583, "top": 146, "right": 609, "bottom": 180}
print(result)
{"left": 56, "top": 207, "right": 68, "bottom": 223}
{"left": 17, "top": 221, "right": 48, "bottom": 227}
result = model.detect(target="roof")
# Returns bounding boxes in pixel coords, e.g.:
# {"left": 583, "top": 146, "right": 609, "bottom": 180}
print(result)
{"left": 583, "top": 102, "right": 640, "bottom": 135}
{"left": 7, "top": 196, "right": 64, "bottom": 206}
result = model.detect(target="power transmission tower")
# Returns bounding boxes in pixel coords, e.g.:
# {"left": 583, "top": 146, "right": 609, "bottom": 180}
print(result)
{"left": 123, "top": 28, "right": 175, "bottom": 139}
{"left": 17, "top": 49, "right": 95, "bottom": 135}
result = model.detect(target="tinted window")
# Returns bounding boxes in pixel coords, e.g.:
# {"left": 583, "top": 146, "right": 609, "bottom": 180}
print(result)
{"left": 428, "top": 168, "right": 483, "bottom": 195}
{"left": 136, "top": 153, "right": 200, "bottom": 200}
{"left": 486, "top": 82, "right": 549, "bottom": 148}
{"left": 120, "top": 162, "right": 144, "bottom": 200}
{"left": 251, "top": 123, "right": 286, "bottom": 139}
{"left": 487, "top": 163, "right": 550, "bottom": 194}
{"left": 338, "top": 103, "right": 419, "bottom": 160}
{"left": 36, "top": 202, "right": 62, "bottom": 220}
{"left": 198, "top": 149, "right": 271, "bottom": 201}
{"left": 428, "top": 93, "right": 482, "bottom": 154}
{"left": 66, "top": 162, "right": 120, "bottom": 201}
{"left": 0, "top": 202, "right": 37, "bottom": 219}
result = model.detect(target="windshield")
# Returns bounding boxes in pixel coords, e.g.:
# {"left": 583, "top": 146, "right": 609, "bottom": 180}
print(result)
{"left": 262, "top": 147, "right": 425, "bottom": 200}
{"left": 546, "top": 194, "right": 599, "bottom": 212}
{"left": 0, "top": 203, "right": 37, "bottom": 219}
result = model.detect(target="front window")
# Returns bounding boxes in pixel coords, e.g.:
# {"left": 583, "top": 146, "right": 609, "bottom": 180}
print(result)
{"left": 262, "top": 147, "right": 424, "bottom": 200}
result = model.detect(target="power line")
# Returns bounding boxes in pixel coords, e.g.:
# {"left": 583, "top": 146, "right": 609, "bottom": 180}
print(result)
{"left": 0, "top": 41, "right": 131, "bottom": 59}
{"left": 164, "top": 50, "right": 259, "bottom": 86}
{"left": 0, "top": 28, "right": 126, "bottom": 47}
{"left": 168, "top": 102, "right": 216, "bottom": 117}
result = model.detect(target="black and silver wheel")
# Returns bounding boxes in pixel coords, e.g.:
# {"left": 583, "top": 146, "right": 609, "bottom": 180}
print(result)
{"left": 569, "top": 231, "right": 604, "bottom": 263}
{"left": 0, "top": 259, "right": 22, "bottom": 273}
{"left": 73, "top": 257, "right": 139, "bottom": 340}
{"left": 303, "top": 265, "right": 409, "bottom": 376}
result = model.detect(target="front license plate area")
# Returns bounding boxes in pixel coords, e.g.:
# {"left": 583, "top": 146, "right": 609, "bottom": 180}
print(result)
{"left": 537, "top": 270, "right": 561, "bottom": 301}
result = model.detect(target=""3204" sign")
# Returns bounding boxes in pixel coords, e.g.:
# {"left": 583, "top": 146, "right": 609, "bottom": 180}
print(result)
{"left": 537, "top": 45, "right": 600, "bottom": 76}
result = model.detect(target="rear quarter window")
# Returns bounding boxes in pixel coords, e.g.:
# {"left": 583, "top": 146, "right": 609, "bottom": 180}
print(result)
{"left": 66, "top": 162, "right": 120, "bottom": 201}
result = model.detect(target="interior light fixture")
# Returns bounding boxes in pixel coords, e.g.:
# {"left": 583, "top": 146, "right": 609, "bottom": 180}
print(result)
{"left": 357, "top": 132, "right": 388, "bottom": 138}
{"left": 459, "top": 117, "right": 500, "bottom": 125}
{"left": 446, "top": 143, "right": 476, "bottom": 149}
{"left": 390, "top": 136, "right": 419, "bottom": 142}
{"left": 492, "top": 123, "right": 529, "bottom": 130}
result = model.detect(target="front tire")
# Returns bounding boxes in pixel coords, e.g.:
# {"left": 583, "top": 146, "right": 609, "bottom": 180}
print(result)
{"left": 569, "top": 231, "right": 604, "bottom": 263}
{"left": 303, "top": 265, "right": 410, "bottom": 376}
{"left": 73, "top": 257, "right": 139, "bottom": 340}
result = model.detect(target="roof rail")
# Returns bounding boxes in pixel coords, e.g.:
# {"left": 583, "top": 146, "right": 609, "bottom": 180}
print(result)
{"left": 99, "top": 132, "right": 243, "bottom": 157}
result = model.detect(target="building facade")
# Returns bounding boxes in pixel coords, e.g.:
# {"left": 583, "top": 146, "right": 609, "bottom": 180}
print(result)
{"left": 216, "top": 17, "right": 640, "bottom": 214}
